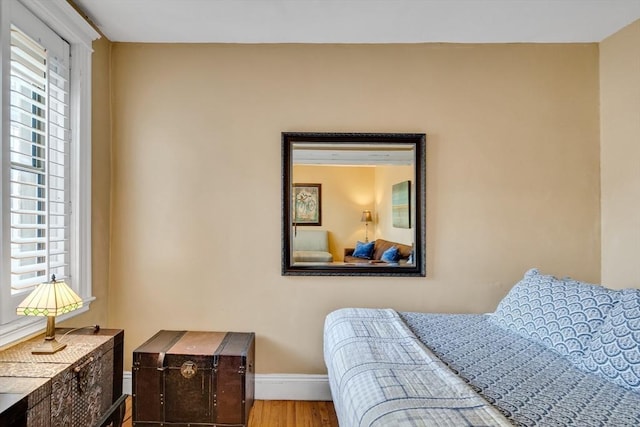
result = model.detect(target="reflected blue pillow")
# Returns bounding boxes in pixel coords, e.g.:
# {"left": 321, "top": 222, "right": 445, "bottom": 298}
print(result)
{"left": 352, "top": 241, "right": 375, "bottom": 259}
{"left": 381, "top": 246, "right": 400, "bottom": 263}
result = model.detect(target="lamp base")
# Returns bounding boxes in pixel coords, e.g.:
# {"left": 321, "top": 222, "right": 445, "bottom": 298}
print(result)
{"left": 32, "top": 338, "right": 67, "bottom": 355}
{"left": 31, "top": 315, "right": 67, "bottom": 354}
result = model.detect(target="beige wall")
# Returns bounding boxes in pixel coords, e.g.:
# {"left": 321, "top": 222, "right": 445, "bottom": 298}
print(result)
{"left": 600, "top": 20, "right": 640, "bottom": 289}
{"left": 106, "top": 43, "right": 600, "bottom": 373}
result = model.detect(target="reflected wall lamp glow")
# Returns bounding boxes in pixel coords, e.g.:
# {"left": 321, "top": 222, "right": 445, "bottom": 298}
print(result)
{"left": 16, "top": 275, "right": 83, "bottom": 354}
{"left": 361, "top": 210, "right": 373, "bottom": 242}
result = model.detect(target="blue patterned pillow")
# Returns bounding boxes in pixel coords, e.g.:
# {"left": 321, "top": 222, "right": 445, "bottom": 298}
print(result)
{"left": 380, "top": 246, "right": 400, "bottom": 263}
{"left": 352, "top": 241, "right": 375, "bottom": 259}
{"left": 577, "top": 289, "right": 640, "bottom": 391}
{"left": 490, "top": 268, "right": 619, "bottom": 359}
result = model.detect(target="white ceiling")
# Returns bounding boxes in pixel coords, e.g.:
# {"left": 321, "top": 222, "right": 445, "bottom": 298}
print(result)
{"left": 293, "top": 144, "right": 415, "bottom": 166}
{"left": 72, "top": 0, "right": 640, "bottom": 44}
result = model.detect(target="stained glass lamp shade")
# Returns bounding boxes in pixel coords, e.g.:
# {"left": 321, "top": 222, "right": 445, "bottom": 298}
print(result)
{"left": 16, "top": 275, "right": 83, "bottom": 354}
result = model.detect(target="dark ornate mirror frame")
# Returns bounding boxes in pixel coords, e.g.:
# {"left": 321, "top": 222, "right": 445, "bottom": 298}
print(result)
{"left": 282, "top": 132, "right": 426, "bottom": 276}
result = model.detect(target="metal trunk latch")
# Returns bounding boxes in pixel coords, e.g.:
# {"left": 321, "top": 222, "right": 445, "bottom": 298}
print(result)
{"left": 180, "top": 360, "right": 197, "bottom": 379}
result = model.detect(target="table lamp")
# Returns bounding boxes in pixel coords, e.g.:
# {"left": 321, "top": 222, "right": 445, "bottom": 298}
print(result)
{"left": 361, "top": 210, "right": 373, "bottom": 242}
{"left": 16, "top": 275, "right": 83, "bottom": 354}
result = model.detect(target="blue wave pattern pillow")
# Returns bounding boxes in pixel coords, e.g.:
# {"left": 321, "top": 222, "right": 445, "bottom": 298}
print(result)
{"left": 490, "top": 268, "right": 619, "bottom": 359}
{"left": 352, "top": 241, "right": 375, "bottom": 259}
{"left": 577, "top": 289, "right": 640, "bottom": 392}
{"left": 380, "top": 246, "right": 400, "bottom": 263}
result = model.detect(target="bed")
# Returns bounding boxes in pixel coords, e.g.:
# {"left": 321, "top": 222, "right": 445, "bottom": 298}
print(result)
{"left": 324, "top": 270, "right": 640, "bottom": 426}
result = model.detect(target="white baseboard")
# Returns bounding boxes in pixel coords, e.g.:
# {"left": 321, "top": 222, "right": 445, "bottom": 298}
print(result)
{"left": 255, "top": 374, "right": 332, "bottom": 401}
{"left": 122, "top": 372, "right": 331, "bottom": 401}
{"left": 123, "top": 371, "right": 132, "bottom": 395}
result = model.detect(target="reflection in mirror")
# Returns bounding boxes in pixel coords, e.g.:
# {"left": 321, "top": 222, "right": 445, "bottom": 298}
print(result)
{"left": 282, "top": 133, "right": 426, "bottom": 276}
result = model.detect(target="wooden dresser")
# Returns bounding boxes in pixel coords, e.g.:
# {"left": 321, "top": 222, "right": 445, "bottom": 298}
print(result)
{"left": 0, "top": 328, "right": 126, "bottom": 426}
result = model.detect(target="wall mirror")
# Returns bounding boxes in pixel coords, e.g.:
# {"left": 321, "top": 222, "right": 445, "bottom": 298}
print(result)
{"left": 282, "top": 132, "right": 426, "bottom": 276}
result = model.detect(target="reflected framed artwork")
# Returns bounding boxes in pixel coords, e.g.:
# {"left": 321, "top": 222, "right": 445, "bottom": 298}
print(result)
{"left": 392, "top": 180, "right": 411, "bottom": 228}
{"left": 293, "top": 183, "right": 321, "bottom": 226}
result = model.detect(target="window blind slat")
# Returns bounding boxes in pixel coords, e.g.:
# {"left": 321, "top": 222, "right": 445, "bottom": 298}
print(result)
{"left": 11, "top": 237, "right": 47, "bottom": 244}
{"left": 12, "top": 259, "right": 68, "bottom": 274}
{"left": 10, "top": 249, "right": 46, "bottom": 259}
{"left": 11, "top": 276, "right": 48, "bottom": 291}
{"left": 10, "top": 179, "right": 46, "bottom": 190}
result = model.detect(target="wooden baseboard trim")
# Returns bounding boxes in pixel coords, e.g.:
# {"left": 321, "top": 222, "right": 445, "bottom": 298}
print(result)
{"left": 122, "top": 372, "right": 332, "bottom": 401}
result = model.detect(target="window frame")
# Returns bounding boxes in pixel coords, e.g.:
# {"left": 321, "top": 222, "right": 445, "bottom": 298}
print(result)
{"left": 0, "top": 0, "right": 99, "bottom": 346}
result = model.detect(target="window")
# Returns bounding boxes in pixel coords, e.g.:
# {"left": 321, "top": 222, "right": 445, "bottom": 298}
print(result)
{"left": 0, "top": 0, "right": 99, "bottom": 346}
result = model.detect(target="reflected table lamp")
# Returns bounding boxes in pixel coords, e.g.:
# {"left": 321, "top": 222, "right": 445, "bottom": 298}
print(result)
{"left": 16, "top": 275, "right": 83, "bottom": 354}
{"left": 361, "top": 210, "right": 373, "bottom": 242}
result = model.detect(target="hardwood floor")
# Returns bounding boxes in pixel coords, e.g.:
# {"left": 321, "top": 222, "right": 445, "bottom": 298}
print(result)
{"left": 248, "top": 400, "right": 339, "bottom": 427}
{"left": 122, "top": 396, "right": 132, "bottom": 426}
{"left": 121, "top": 396, "right": 339, "bottom": 427}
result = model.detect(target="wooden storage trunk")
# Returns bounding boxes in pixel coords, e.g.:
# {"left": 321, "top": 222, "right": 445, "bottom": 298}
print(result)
{"left": 0, "top": 328, "right": 125, "bottom": 426}
{"left": 133, "top": 330, "right": 255, "bottom": 427}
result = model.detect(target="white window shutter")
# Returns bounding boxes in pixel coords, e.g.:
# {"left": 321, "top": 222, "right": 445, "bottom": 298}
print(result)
{"left": 9, "top": 26, "right": 71, "bottom": 294}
